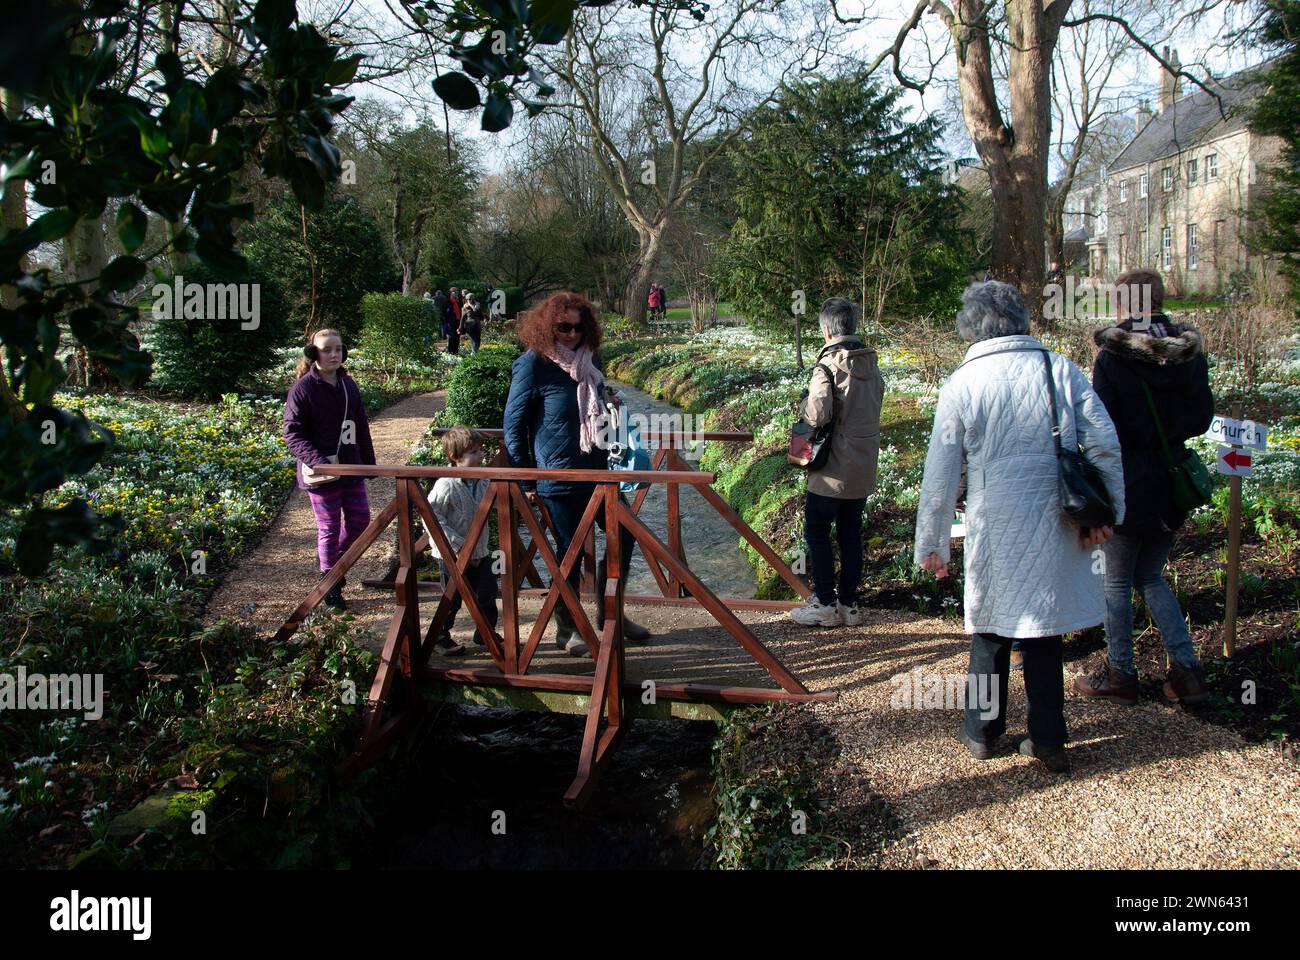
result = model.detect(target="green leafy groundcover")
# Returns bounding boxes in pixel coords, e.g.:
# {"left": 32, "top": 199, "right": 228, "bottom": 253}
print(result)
{"left": 0, "top": 391, "right": 378, "bottom": 867}
{"left": 708, "top": 704, "right": 895, "bottom": 869}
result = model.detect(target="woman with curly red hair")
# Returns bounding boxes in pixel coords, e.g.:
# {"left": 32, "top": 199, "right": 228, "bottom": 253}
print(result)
{"left": 502, "top": 292, "right": 651, "bottom": 657}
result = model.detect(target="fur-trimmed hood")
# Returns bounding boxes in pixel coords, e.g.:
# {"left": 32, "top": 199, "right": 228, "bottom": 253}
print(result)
{"left": 1094, "top": 322, "right": 1203, "bottom": 365}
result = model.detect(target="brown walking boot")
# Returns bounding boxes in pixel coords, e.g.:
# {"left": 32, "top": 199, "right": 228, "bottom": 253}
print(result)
{"left": 1163, "top": 662, "right": 1209, "bottom": 705}
{"left": 1073, "top": 660, "right": 1139, "bottom": 706}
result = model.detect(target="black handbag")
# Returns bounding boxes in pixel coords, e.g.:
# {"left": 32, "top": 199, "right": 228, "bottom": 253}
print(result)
{"left": 787, "top": 361, "right": 837, "bottom": 470}
{"left": 1036, "top": 350, "right": 1116, "bottom": 528}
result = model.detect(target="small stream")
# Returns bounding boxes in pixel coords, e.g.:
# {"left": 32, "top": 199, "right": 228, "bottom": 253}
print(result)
{"left": 361, "top": 707, "right": 719, "bottom": 869}
{"left": 364, "top": 380, "right": 757, "bottom": 868}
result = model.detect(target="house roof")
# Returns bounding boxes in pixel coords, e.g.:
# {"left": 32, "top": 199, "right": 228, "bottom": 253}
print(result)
{"left": 1109, "top": 58, "right": 1278, "bottom": 173}
{"left": 952, "top": 163, "right": 990, "bottom": 194}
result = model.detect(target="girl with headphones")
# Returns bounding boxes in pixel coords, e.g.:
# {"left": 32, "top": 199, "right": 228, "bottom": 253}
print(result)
{"left": 283, "top": 329, "right": 377, "bottom": 609}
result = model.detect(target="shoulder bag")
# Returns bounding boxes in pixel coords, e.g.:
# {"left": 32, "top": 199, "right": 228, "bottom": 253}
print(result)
{"left": 956, "top": 347, "right": 1116, "bottom": 527}
{"left": 1036, "top": 350, "right": 1116, "bottom": 528}
{"left": 787, "top": 361, "right": 838, "bottom": 470}
{"left": 1138, "top": 379, "right": 1213, "bottom": 514}
{"left": 788, "top": 341, "right": 864, "bottom": 471}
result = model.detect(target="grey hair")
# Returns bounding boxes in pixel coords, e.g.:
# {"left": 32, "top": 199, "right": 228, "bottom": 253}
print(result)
{"left": 818, "top": 297, "right": 859, "bottom": 338}
{"left": 955, "top": 281, "right": 1030, "bottom": 342}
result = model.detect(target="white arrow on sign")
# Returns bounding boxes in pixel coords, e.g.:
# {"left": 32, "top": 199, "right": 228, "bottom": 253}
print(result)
{"left": 1216, "top": 446, "right": 1253, "bottom": 477}
{"left": 1206, "top": 415, "right": 1268, "bottom": 449}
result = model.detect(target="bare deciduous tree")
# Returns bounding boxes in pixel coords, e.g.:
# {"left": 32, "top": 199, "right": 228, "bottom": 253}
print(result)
{"left": 1045, "top": 0, "right": 1140, "bottom": 275}
{"left": 541, "top": 0, "right": 830, "bottom": 326}
{"left": 856, "top": 0, "right": 1225, "bottom": 324}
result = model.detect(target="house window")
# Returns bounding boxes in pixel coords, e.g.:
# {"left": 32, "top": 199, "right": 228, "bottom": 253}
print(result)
{"left": 1188, "top": 158, "right": 1198, "bottom": 184}
{"left": 1187, "top": 223, "right": 1198, "bottom": 270}
{"left": 1161, "top": 226, "right": 1172, "bottom": 270}
{"left": 1207, "top": 153, "right": 1218, "bottom": 179}
{"left": 1119, "top": 179, "right": 1129, "bottom": 202}
{"left": 1162, "top": 166, "right": 1173, "bottom": 191}
{"left": 1139, "top": 173, "right": 1149, "bottom": 197}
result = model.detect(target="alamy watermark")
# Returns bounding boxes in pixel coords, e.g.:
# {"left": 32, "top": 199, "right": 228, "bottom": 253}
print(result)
{"left": 596, "top": 404, "right": 707, "bottom": 463}
{"left": 0, "top": 668, "right": 104, "bottom": 720}
{"left": 49, "top": 890, "right": 150, "bottom": 940}
{"left": 1042, "top": 276, "right": 1153, "bottom": 323}
{"left": 152, "top": 274, "right": 260, "bottom": 330}
{"left": 889, "top": 667, "right": 999, "bottom": 720}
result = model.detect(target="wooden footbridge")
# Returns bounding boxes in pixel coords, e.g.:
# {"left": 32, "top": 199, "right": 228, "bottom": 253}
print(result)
{"left": 272, "top": 429, "right": 835, "bottom": 809}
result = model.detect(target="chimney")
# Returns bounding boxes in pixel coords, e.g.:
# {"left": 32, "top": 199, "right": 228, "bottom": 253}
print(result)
{"left": 1158, "top": 48, "right": 1182, "bottom": 112}
{"left": 1136, "top": 99, "right": 1153, "bottom": 133}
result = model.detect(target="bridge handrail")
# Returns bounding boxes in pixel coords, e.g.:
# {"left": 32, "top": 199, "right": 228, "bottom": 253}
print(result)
{"left": 315, "top": 464, "right": 715, "bottom": 484}
{"left": 425, "top": 427, "right": 754, "bottom": 444}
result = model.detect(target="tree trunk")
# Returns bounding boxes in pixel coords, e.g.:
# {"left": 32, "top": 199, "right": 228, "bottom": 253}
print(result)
{"left": 391, "top": 169, "right": 408, "bottom": 294}
{"left": 300, "top": 203, "right": 321, "bottom": 334}
{"left": 160, "top": 1, "right": 187, "bottom": 269}
{"left": 64, "top": 213, "right": 114, "bottom": 389}
{"left": 1, "top": 87, "right": 28, "bottom": 418}
{"left": 1045, "top": 197, "right": 1065, "bottom": 278}
{"left": 2, "top": 88, "right": 27, "bottom": 313}
{"left": 623, "top": 226, "right": 665, "bottom": 327}
{"left": 953, "top": 0, "right": 1065, "bottom": 333}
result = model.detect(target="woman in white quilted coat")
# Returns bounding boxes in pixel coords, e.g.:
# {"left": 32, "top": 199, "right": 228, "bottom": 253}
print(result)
{"left": 913, "top": 281, "right": 1125, "bottom": 773}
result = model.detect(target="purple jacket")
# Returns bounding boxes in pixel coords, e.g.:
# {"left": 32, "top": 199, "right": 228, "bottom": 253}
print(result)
{"left": 283, "top": 366, "right": 376, "bottom": 490}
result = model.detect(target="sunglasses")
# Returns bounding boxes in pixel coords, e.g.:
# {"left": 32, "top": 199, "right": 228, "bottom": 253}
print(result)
{"left": 553, "top": 322, "right": 582, "bottom": 334}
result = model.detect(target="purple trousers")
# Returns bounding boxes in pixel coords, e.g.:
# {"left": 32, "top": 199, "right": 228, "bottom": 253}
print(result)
{"left": 307, "top": 477, "right": 371, "bottom": 572}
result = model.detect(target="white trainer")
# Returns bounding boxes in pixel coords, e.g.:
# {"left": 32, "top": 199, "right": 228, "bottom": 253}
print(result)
{"left": 839, "top": 602, "right": 865, "bottom": 626}
{"left": 790, "top": 599, "right": 843, "bottom": 627}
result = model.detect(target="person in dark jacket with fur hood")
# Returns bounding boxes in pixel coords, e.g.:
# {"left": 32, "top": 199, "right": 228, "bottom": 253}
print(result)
{"left": 1074, "top": 269, "right": 1214, "bottom": 707}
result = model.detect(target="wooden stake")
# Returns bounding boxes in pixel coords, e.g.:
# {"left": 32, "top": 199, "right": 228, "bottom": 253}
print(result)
{"left": 1223, "top": 401, "right": 1243, "bottom": 658}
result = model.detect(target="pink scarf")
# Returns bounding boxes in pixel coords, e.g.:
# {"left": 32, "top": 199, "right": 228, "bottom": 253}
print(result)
{"left": 546, "top": 342, "right": 603, "bottom": 453}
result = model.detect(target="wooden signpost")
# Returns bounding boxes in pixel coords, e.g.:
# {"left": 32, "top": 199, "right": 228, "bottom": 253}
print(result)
{"left": 1211, "top": 406, "right": 1268, "bottom": 658}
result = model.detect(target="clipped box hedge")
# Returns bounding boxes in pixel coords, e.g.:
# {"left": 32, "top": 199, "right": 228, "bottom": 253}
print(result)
{"left": 358, "top": 293, "right": 440, "bottom": 370}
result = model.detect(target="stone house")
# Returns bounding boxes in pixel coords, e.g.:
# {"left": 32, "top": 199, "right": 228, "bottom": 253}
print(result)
{"left": 1095, "top": 52, "right": 1284, "bottom": 297}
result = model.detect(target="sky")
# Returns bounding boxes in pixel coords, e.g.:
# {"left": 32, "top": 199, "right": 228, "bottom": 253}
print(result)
{"left": 325, "top": 0, "right": 1279, "bottom": 177}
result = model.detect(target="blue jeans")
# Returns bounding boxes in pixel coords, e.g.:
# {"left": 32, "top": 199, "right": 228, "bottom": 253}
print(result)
{"left": 1102, "top": 530, "right": 1201, "bottom": 674}
{"left": 803, "top": 491, "right": 866, "bottom": 606}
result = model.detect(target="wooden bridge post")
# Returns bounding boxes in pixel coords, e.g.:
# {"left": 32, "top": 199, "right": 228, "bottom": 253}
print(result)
{"left": 563, "top": 481, "right": 628, "bottom": 809}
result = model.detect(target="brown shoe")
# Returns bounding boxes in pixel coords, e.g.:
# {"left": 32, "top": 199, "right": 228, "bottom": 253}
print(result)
{"left": 1163, "top": 662, "right": 1209, "bottom": 705}
{"left": 1073, "top": 661, "right": 1139, "bottom": 706}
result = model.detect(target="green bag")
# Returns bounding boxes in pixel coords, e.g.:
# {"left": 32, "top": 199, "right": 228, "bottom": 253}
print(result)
{"left": 1139, "top": 381, "right": 1214, "bottom": 515}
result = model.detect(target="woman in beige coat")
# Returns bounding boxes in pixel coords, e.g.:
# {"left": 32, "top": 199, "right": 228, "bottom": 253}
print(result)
{"left": 790, "top": 298, "right": 885, "bottom": 628}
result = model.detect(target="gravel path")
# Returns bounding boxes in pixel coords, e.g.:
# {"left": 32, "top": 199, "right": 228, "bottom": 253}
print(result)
{"left": 202, "top": 386, "right": 1300, "bottom": 869}
{"left": 752, "top": 609, "right": 1300, "bottom": 870}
